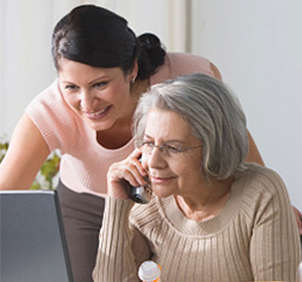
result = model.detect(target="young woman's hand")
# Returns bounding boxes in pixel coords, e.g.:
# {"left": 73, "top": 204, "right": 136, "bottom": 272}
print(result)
{"left": 107, "top": 149, "right": 148, "bottom": 199}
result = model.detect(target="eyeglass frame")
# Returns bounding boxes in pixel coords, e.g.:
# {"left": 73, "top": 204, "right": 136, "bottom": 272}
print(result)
{"left": 138, "top": 140, "right": 202, "bottom": 157}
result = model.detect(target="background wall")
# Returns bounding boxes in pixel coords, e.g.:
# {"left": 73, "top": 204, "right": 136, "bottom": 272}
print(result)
{"left": 1, "top": 0, "right": 301, "bottom": 208}
{"left": 191, "top": 0, "right": 302, "bottom": 208}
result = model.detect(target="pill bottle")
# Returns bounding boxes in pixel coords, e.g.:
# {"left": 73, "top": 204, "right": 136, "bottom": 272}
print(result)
{"left": 138, "top": 260, "right": 161, "bottom": 282}
{"left": 297, "top": 261, "right": 302, "bottom": 282}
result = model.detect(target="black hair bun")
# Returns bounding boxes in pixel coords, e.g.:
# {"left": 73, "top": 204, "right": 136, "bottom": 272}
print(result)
{"left": 136, "top": 33, "right": 166, "bottom": 80}
{"left": 138, "top": 33, "right": 162, "bottom": 50}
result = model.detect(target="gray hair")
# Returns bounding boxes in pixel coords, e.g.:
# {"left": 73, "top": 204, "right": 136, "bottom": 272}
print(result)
{"left": 133, "top": 73, "right": 248, "bottom": 180}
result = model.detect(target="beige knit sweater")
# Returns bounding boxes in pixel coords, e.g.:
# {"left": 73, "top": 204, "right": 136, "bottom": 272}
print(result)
{"left": 93, "top": 164, "right": 301, "bottom": 281}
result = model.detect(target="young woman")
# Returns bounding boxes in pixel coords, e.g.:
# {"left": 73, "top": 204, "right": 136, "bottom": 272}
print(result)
{"left": 0, "top": 4, "right": 297, "bottom": 282}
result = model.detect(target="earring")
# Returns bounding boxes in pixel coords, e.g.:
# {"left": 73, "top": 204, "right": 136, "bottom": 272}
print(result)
{"left": 131, "top": 77, "right": 136, "bottom": 83}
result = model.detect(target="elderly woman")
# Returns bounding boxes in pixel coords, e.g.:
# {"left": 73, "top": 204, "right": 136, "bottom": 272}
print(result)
{"left": 93, "top": 73, "right": 301, "bottom": 281}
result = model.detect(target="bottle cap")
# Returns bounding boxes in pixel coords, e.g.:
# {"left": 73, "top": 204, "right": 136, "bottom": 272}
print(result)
{"left": 138, "top": 260, "right": 161, "bottom": 281}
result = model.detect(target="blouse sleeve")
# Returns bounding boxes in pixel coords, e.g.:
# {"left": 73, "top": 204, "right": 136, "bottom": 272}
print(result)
{"left": 93, "top": 197, "right": 151, "bottom": 282}
{"left": 249, "top": 170, "right": 301, "bottom": 281}
{"left": 25, "top": 80, "right": 79, "bottom": 154}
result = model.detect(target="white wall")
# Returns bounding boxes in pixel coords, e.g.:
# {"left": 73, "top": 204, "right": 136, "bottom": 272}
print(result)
{"left": 97, "top": 0, "right": 189, "bottom": 51}
{"left": 191, "top": 0, "right": 302, "bottom": 208}
{"left": 1, "top": 1, "right": 55, "bottom": 139}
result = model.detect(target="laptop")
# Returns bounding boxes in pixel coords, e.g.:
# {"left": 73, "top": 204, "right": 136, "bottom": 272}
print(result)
{"left": 0, "top": 190, "right": 74, "bottom": 282}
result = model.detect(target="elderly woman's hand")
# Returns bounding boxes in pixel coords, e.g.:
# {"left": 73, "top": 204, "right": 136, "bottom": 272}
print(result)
{"left": 107, "top": 148, "right": 148, "bottom": 199}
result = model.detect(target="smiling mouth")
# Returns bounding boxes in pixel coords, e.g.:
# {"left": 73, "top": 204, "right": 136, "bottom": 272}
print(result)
{"left": 150, "top": 176, "right": 176, "bottom": 184}
{"left": 84, "top": 105, "right": 112, "bottom": 120}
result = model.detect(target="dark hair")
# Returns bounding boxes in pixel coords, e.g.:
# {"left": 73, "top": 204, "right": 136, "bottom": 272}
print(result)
{"left": 51, "top": 5, "right": 166, "bottom": 80}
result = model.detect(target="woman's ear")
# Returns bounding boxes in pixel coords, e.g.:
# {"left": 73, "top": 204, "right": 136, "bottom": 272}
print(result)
{"left": 129, "top": 60, "right": 138, "bottom": 83}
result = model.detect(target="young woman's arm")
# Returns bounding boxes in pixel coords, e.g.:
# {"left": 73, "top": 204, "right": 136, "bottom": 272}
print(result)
{"left": 246, "top": 130, "right": 264, "bottom": 165}
{"left": 0, "top": 114, "right": 50, "bottom": 189}
{"left": 210, "top": 62, "right": 264, "bottom": 165}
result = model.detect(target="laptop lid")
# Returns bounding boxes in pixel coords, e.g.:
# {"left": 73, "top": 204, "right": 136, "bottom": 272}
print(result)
{"left": 0, "top": 190, "right": 73, "bottom": 282}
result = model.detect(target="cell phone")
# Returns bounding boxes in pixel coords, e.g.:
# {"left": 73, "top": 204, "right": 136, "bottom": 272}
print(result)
{"left": 123, "top": 177, "right": 152, "bottom": 204}
{"left": 121, "top": 155, "right": 152, "bottom": 204}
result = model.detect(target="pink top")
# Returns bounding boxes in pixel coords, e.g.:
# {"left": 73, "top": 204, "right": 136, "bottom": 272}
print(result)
{"left": 25, "top": 53, "right": 215, "bottom": 196}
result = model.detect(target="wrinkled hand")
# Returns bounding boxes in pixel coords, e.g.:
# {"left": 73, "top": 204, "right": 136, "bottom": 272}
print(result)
{"left": 293, "top": 206, "right": 302, "bottom": 235}
{"left": 107, "top": 149, "right": 148, "bottom": 199}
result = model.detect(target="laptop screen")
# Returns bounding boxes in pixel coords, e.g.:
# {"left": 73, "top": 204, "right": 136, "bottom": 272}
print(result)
{"left": 0, "top": 190, "right": 73, "bottom": 282}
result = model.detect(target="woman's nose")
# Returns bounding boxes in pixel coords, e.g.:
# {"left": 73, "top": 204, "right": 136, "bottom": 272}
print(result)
{"left": 148, "top": 147, "right": 167, "bottom": 169}
{"left": 80, "top": 90, "right": 98, "bottom": 111}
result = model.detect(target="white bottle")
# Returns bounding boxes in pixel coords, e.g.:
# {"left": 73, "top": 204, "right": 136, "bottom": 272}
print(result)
{"left": 138, "top": 260, "right": 161, "bottom": 282}
{"left": 297, "top": 261, "right": 302, "bottom": 282}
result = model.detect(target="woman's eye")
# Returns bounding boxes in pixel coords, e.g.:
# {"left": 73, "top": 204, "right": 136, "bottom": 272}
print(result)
{"left": 93, "top": 81, "right": 108, "bottom": 88}
{"left": 64, "top": 84, "right": 78, "bottom": 92}
{"left": 141, "top": 141, "right": 154, "bottom": 152}
{"left": 142, "top": 141, "right": 153, "bottom": 147}
{"left": 166, "top": 145, "right": 180, "bottom": 153}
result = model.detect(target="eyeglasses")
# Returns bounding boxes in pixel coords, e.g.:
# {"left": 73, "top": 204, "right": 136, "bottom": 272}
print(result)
{"left": 140, "top": 141, "right": 202, "bottom": 157}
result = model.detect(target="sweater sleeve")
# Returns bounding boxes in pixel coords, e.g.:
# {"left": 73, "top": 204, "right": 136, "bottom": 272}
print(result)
{"left": 249, "top": 169, "right": 301, "bottom": 281}
{"left": 93, "top": 197, "right": 151, "bottom": 282}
